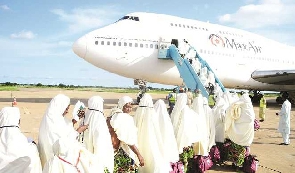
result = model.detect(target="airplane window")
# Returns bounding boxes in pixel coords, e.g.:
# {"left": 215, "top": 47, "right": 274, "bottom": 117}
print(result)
{"left": 155, "top": 44, "right": 158, "bottom": 49}
{"left": 145, "top": 44, "right": 148, "bottom": 48}
{"left": 129, "top": 43, "right": 132, "bottom": 47}
{"left": 194, "top": 27, "right": 197, "bottom": 29}
{"left": 124, "top": 42, "right": 127, "bottom": 46}
{"left": 118, "top": 42, "right": 121, "bottom": 46}
{"left": 113, "top": 42, "right": 116, "bottom": 46}
{"left": 150, "top": 44, "right": 153, "bottom": 48}
{"left": 183, "top": 25, "right": 185, "bottom": 28}
{"left": 101, "top": 41, "right": 104, "bottom": 45}
{"left": 140, "top": 43, "right": 143, "bottom": 48}
{"left": 95, "top": 41, "right": 98, "bottom": 45}
{"left": 191, "top": 26, "right": 193, "bottom": 29}
{"left": 187, "top": 25, "right": 189, "bottom": 28}
{"left": 179, "top": 24, "right": 181, "bottom": 27}
{"left": 200, "top": 49, "right": 203, "bottom": 53}
{"left": 135, "top": 43, "right": 138, "bottom": 47}
{"left": 107, "top": 41, "right": 110, "bottom": 45}
{"left": 171, "top": 23, "right": 173, "bottom": 26}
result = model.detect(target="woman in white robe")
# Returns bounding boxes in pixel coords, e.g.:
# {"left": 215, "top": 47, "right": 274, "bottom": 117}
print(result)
{"left": 43, "top": 137, "right": 102, "bottom": 173}
{"left": 171, "top": 93, "right": 199, "bottom": 154}
{"left": 212, "top": 95, "right": 227, "bottom": 143}
{"left": 108, "top": 96, "right": 144, "bottom": 170}
{"left": 83, "top": 96, "right": 114, "bottom": 173}
{"left": 154, "top": 99, "right": 179, "bottom": 163}
{"left": 0, "top": 107, "right": 42, "bottom": 173}
{"left": 134, "top": 93, "right": 171, "bottom": 173}
{"left": 225, "top": 93, "right": 255, "bottom": 146}
{"left": 38, "top": 94, "right": 88, "bottom": 168}
{"left": 191, "top": 95, "right": 209, "bottom": 156}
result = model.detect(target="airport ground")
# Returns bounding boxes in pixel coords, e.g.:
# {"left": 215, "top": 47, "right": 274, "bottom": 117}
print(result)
{"left": 0, "top": 88, "right": 294, "bottom": 173}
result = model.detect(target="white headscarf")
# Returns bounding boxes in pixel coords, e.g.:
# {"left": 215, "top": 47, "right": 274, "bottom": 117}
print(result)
{"left": 109, "top": 96, "right": 133, "bottom": 117}
{"left": 38, "top": 94, "right": 77, "bottom": 168}
{"left": 83, "top": 96, "right": 114, "bottom": 173}
{"left": 134, "top": 93, "right": 171, "bottom": 173}
{"left": 154, "top": 99, "right": 179, "bottom": 163}
{"left": 0, "top": 107, "right": 42, "bottom": 173}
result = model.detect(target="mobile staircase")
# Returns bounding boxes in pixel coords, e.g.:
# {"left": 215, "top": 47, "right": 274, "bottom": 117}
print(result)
{"left": 158, "top": 40, "right": 226, "bottom": 99}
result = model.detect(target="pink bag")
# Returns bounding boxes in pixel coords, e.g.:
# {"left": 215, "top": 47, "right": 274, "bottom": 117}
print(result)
{"left": 254, "top": 119, "right": 260, "bottom": 131}
{"left": 193, "top": 155, "right": 213, "bottom": 173}
{"left": 170, "top": 161, "right": 184, "bottom": 173}
{"left": 209, "top": 145, "right": 221, "bottom": 163}
{"left": 243, "top": 154, "right": 259, "bottom": 173}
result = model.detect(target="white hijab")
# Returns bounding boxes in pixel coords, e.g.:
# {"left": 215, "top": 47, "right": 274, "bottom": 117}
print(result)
{"left": 0, "top": 107, "right": 42, "bottom": 173}
{"left": 154, "top": 99, "right": 179, "bottom": 163}
{"left": 38, "top": 94, "right": 77, "bottom": 168}
{"left": 83, "top": 96, "right": 114, "bottom": 173}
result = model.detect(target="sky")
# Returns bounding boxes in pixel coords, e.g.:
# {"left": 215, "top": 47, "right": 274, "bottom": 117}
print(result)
{"left": 1, "top": 0, "right": 295, "bottom": 88}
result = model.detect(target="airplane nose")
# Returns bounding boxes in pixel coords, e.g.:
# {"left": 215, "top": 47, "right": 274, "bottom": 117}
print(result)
{"left": 72, "top": 35, "right": 87, "bottom": 59}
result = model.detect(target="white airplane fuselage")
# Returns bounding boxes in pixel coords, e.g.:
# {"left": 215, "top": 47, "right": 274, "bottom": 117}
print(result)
{"left": 72, "top": 12, "right": 295, "bottom": 92}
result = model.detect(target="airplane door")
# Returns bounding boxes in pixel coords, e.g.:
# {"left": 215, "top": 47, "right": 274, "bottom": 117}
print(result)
{"left": 157, "top": 37, "right": 174, "bottom": 59}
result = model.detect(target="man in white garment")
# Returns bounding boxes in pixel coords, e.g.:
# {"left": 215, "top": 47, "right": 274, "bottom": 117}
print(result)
{"left": 38, "top": 94, "right": 88, "bottom": 168}
{"left": 277, "top": 97, "right": 291, "bottom": 145}
{"left": 225, "top": 93, "right": 255, "bottom": 147}
{"left": 107, "top": 96, "right": 144, "bottom": 172}
{"left": 134, "top": 93, "right": 171, "bottom": 173}
{"left": 0, "top": 107, "right": 42, "bottom": 173}
{"left": 154, "top": 99, "right": 179, "bottom": 163}
{"left": 43, "top": 137, "right": 103, "bottom": 173}
{"left": 82, "top": 96, "right": 114, "bottom": 172}
{"left": 171, "top": 93, "right": 199, "bottom": 154}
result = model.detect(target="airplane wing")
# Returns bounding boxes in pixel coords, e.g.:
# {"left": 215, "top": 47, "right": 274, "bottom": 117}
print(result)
{"left": 251, "top": 70, "right": 295, "bottom": 85}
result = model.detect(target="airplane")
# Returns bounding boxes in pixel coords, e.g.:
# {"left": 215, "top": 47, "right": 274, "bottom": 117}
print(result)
{"left": 72, "top": 12, "right": 295, "bottom": 104}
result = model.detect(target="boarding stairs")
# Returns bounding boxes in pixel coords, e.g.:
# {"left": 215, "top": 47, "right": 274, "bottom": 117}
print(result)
{"left": 158, "top": 41, "right": 225, "bottom": 99}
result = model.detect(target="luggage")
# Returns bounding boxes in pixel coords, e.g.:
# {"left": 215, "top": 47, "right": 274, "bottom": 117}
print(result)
{"left": 242, "top": 154, "right": 259, "bottom": 173}
{"left": 209, "top": 145, "right": 221, "bottom": 163}
{"left": 170, "top": 161, "right": 184, "bottom": 173}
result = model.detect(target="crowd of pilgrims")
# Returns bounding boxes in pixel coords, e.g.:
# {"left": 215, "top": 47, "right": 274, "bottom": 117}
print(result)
{"left": 0, "top": 90, "right": 258, "bottom": 173}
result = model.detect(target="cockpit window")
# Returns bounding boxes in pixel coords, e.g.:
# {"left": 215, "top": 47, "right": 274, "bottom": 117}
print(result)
{"left": 117, "top": 15, "right": 140, "bottom": 22}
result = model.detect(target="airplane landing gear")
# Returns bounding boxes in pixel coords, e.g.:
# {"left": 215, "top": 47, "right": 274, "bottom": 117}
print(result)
{"left": 249, "top": 90, "right": 263, "bottom": 104}
{"left": 134, "top": 79, "right": 147, "bottom": 104}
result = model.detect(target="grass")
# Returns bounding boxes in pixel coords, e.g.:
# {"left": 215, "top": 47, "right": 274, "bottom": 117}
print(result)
{"left": 0, "top": 85, "right": 170, "bottom": 94}
{"left": 0, "top": 86, "right": 19, "bottom": 91}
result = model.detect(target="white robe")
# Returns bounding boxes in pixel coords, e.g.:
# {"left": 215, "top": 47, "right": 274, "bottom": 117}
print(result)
{"left": 173, "top": 93, "right": 199, "bottom": 154}
{"left": 38, "top": 94, "right": 78, "bottom": 168}
{"left": 83, "top": 96, "right": 114, "bottom": 173}
{"left": 43, "top": 137, "right": 102, "bottom": 173}
{"left": 134, "top": 93, "right": 171, "bottom": 173}
{"left": 191, "top": 96, "right": 209, "bottom": 156}
{"left": 278, "top": 99, "right": 291, "bottom": 135}
{"left": 212, "top": 96, "right": 227, "bottom": 143}
{"left": 0, "top": 107, "right": 42, "bottom": 173}
{"left": 154, "top": 99, "right": 179, "bottom": 163}
{"left": 225, "top": 94, "right": 255, "bottom": 146}
{"left": 110, "top": 111, "right": 139, "bottom": 165}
